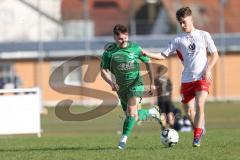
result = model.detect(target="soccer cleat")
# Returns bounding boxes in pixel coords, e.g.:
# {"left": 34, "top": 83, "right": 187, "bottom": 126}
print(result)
{"left": 118, "top": 142, "right": 126, "bottom": 149}
{"left": 193, "top": 128, "right": 205, "bottom": 147}
{"left": 149, "top": 105, "right": 160, "bottom": 118}
{"left": 192, "top": 138, "right": 201, "bottom": 147}
{"left": 149, "top": 105, "right": 162, "bottom": 126}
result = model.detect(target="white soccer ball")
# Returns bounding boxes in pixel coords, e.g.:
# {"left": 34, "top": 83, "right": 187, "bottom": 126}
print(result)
{"left": 160, "top": 128, "right": 179, "bottom": 147}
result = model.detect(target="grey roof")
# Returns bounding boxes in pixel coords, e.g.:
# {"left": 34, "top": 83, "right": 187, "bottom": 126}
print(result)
{"left": 0, "top": 33, "right": 239, "bottom": 59}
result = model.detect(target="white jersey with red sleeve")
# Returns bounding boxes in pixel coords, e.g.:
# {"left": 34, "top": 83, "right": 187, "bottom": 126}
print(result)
{"left": 162, "top": 29, "right": 217, "bottom": 83}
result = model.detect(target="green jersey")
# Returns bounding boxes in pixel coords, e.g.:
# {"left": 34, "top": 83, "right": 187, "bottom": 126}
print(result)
{"left": 100, "top": 42, "right": 150, "bottom": 90}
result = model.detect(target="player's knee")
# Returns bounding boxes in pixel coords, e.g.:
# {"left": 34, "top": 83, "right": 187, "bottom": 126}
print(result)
{"left": 186, "top": 111, "right": 191, "bottom": 118}
{"left": 161, "top": 113, "right": 167, "bottom": 122}
{"left": 127, "top": 105, "right": 137, "bottom": 117}
{"left": 196, "top": 107, "right": 204, "bottom": 114}
{"left": 195, "top": 103, "right": 205, "bottom": 114}
{"left": 196, "top": 97, "right": 206, "bottom": 107}
{"left": 187, "top": 107, "right": 195, "bottom": 115}
{"left": 168, "top": 112, "right": 175, "bottom": 122}
{"left": 190, "top": 108, "right": 195, "bottom": 114}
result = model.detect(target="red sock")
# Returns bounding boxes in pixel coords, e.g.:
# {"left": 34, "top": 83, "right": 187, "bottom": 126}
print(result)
{"left": 194, "top": 128, "right": 202, "bottom": 139}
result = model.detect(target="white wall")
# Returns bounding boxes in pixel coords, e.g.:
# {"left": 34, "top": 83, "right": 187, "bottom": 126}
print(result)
{"left": 0, "top": 0, "right": 62, "bottom": 42}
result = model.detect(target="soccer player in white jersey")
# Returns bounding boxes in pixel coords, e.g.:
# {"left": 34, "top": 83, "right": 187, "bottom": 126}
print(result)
{"left": 143, "top": 7, "right": 219, "bottom": 147}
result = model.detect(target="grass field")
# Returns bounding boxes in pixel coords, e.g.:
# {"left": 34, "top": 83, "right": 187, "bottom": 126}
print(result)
{"left": 0, "top": 101, "right": 240, "bottom": 160}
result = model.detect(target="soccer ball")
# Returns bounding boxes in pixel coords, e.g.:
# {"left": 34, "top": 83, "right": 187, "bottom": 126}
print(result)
{"left": 160, "top": 128, "right": 179, "bottom": 147}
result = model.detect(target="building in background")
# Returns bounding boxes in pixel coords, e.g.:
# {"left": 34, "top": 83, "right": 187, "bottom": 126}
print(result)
{"left": 61, "top": 0, "right": 240, "bottom": 36}
{"left": 0, "top": 0, "right": 240, "bottom": 105}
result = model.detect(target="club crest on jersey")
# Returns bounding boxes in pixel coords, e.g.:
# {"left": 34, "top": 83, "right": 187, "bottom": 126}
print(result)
{"left": 188, "top": 43, "right": 196, "bottom": 54}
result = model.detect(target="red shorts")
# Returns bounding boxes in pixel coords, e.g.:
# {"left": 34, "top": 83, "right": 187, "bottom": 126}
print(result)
{"left": 180, "top": 80, "right": 209, "bottom": 104}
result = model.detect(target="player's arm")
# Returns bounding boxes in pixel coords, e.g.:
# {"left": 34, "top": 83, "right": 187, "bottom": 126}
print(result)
{"left": 204, "top": 32, "right": 219, "bottom": 82}
{"left": 139, "top": 50, "right": 156, "bottom": 95}
{"left": 142, "top": 50, "right": 166, "bottom": 60}
{"left": 204, "top": 51, "right": 219, "bottom": 82}
{"left": 100, "top": 68, "right": 112, "bottom": 87}
{"left": 145, "top": 60, "right": 156, "bottom": 95}
{"left": 100, "top": 50, "right": 118, "bottom": 91}
{"left": 142, "top": 39, "right": 177, "bottom": 60}
{"left": 100, "top": 68, "right": 118, "bottom": 91}
{"left": 145, "top": 59, "right": 154, "bottom": 86}
{"left": 141, "top": 39, "right": 177, "bottom": 60}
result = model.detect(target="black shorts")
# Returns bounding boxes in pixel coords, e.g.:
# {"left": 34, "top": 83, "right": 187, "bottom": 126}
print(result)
{"left": 158, "top": 97, "right": 174, "bottom": 114}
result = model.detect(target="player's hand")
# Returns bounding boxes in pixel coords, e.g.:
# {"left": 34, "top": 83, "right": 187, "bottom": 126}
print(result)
{"left": 148, "top": 84, "right": 156, "bottom": 96}
{"left": 111, "top": 83, "right": 119, "bottom": 92}
{"left": 141, "top": 50, "right": 149, "bottom": 56}
{"left": 204, "top": 69, "right": 212, "bottom": 83}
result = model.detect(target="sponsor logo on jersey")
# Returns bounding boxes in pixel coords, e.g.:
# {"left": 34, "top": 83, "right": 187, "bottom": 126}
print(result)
{"left": 118, "top": 60, "right": 134, "bottom": 70}
{"left": 129, "top": 52, "right": 134, "bottom": 59}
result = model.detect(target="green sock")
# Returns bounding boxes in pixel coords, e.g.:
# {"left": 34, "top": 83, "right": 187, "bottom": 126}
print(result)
{"left": 122, "top": 116, "right": 136, "bottom": 136}
{"left": 138, "top": 109, "right": 150, "bottom": 121}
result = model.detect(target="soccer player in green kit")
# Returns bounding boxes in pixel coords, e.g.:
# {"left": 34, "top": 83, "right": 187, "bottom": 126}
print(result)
{"left": 100, "top": 24, "right": 161, "bottom": 149}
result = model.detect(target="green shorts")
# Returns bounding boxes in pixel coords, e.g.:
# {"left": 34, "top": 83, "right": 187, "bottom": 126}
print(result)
{"left": 117, "top": 85, "right": 145, "bottom": 112}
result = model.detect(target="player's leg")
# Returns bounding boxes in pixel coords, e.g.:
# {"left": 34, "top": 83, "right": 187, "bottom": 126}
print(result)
{"left": 118, "top": 97, "right": 129, "bottom": 149}
{"left": 118, "top": 96, "right": 138, "bottom": 149}
{"left": 137, "top": 102, "right": 162, "bottom": 126}
{"left": 192, "top": 80, "right": 209, "bottom": 147}
{"left": 194, "top": 91, "right": 208, "bottom": 129}
{"left": 130, "top": 85, "right": 160, "bottom": 122}
{"left": 192, "top": 90, "right": 208, "bottom": 147}
{"left": 183, "top": 98, "right": 195, "bottom": 128}
{"left": 158, "top": 100, "right": 167, "bottom": 129}
{"left": 167, "top": 112, "right": 175, "bottom": 128}
{"left": 160, "top": 113, "right": 167, "bottom": 129}
{"left": 136, "top": 102, "right": 142, "bottom": 126}
{"left": 166, "top": 100, "right": 175, "bottom": 128}
{"left": 181, "top": 82, "right": 196, "bottom": 128}
{"left": 141, "top": 96, "right": 161, "bottom": 125}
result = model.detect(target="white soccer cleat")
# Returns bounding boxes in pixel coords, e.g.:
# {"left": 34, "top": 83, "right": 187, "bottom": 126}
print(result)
{"left": 118, "top": 135, "right": 127, "bottom": 149}
{"left": 118, "top": 142, "right": 126, "bottom": 149}
{"left": 149, "top": 105, "right": 160, "bottom": 119}
{"left": 149, "top": 105, "right": 162, "bottom": 125}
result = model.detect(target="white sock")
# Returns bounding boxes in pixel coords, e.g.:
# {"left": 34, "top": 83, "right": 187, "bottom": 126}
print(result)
{"left": 120, "top": 135, "right": 128, "bottom": 143}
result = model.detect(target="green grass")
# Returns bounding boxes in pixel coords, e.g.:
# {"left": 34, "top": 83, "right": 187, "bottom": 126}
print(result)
{"left": 0, "top": 102, "right": 240, "bottom": 160}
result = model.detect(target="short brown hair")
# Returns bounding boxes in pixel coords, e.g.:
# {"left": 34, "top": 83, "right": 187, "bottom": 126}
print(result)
{"left": 113, "top": 24, "right": 128, "bottom": 36}
{"left": 176, "top": 7, "right": 192, "bottom": 21}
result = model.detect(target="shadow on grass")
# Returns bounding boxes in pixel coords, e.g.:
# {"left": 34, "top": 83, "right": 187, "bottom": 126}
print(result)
{"left": 126, "top": 146, "right": 175, "bottom": 150}
{"left": 0, "top": 145, "right": 168, "bottom": 152}
{"left": 0, "top": 146, "right": 118, "bottom": 152}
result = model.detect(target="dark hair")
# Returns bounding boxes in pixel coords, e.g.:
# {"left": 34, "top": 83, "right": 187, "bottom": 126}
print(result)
{"left": 113, "top": 24, "right": 128, "bottom": 35}
{"left": 176, "top": 7, "right": 192, "bottom": 21}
